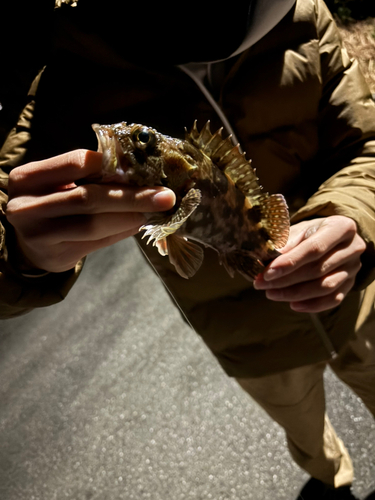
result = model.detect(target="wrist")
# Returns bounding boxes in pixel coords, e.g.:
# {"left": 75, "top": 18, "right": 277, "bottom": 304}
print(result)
{"left": 7, "top": 228, "right": 50, "bottom": 278}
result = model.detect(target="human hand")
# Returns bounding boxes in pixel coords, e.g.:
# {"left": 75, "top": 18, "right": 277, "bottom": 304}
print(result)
{"left": 253, "top": 216, "right": 366, "bottom": 313}
{"left": 6, "top": 150, "right": 175, "bottom": 273}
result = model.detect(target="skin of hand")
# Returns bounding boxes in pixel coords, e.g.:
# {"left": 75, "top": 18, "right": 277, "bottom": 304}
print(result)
{"left": 6, "top": 150, "right": 176, "bottom": 273}
{"left": 253, "top": 216, "right": 366, "bottom": 313}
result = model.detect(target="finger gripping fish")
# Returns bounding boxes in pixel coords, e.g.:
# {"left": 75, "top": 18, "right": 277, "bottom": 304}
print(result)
{"left": 92, "top": 121, "right": 290, "bottom": 280}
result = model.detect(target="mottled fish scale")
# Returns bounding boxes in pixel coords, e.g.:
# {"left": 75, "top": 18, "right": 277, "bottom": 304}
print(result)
{"left": 92, "top": 120, "right": 290, "bottom": 281}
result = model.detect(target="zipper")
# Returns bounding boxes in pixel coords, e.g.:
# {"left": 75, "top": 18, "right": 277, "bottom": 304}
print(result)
{"left": 179, "top": 64, "right": 242, "bottom": 149}
{"left": 309, "top": 313, "right": 338, "bottom": 359}
{"left": 180, "top": 62, "right": 338, "bottom": 361}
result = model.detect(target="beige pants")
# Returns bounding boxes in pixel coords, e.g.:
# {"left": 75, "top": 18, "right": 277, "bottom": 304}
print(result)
{"left": 236, "top": 317, "right": 375, "bottom": 488}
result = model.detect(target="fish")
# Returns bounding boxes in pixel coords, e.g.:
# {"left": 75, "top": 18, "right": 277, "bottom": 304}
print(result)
{"left": 91, "top": 121, "right": 290, "bottom": 281}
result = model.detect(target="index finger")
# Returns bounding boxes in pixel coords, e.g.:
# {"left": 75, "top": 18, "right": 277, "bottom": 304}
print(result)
{"left": 9, "top": 150, "right": 103, "bottom": 196}
{"left": 262, "top": 222, "right": 343, "bottom": 281}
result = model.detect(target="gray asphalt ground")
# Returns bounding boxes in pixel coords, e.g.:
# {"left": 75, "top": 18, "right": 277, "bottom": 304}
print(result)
{"left": 1, "top": 238, "right": 374, "bottom": 500}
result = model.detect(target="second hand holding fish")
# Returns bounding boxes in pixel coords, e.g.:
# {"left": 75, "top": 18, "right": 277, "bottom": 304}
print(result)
{"left": 253, "top": 216, "right": 366, "bottom": 313}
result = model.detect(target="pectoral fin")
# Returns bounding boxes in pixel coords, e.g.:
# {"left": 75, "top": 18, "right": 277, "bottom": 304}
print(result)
{"left": 222, "top": 251, "right": 264, "bottom": 281}
{"left": 155, "top": 238, "right": 168, "bottom": 256}
{"left": 140, "top": 188, "right": 201, "bottom": 245}
{"left": 167, "top": 234, "right": 204, "bottom": 279}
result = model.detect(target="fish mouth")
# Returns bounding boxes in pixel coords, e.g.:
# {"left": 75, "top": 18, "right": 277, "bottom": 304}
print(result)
{"left": 92, "top": 123, "right": 123, "bottom": 176}
{"left": 92, "top": 123, "right": 165, "bottom": 187}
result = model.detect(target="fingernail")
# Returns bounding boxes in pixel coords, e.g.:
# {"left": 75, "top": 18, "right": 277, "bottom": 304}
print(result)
{"left": 263, "top": 267, "right": 280, "bottom": 281}
{"left": 152, "top": 189, "right": 176, "bottom": 208}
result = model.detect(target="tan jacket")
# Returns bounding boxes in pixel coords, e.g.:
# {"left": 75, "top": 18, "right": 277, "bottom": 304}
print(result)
{"left": 1, "top": 0, "right": 375, "bottom": 375}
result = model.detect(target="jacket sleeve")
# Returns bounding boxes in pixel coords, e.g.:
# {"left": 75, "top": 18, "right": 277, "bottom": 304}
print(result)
{"left": 0, "top": 83, "right": 83, "bottom": 320}
{"left": 291, "top": 0, "right": 375, "bottom": 289}
{"left": 0, "top": 2, "right": 86, "bottom": 318}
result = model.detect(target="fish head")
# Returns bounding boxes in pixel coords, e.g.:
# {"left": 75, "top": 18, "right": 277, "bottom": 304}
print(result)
{"left": 92, "top": 122, "right": 200, "bottom": 193}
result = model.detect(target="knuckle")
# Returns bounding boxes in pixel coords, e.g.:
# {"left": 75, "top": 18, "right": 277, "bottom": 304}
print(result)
{"left": 309, "top": 238, "right": 326, "bottom": 256}
{"left": 319, "top": 262, "right": 330, "bottom": 276}
{"left": 334, "top": 215, "right": 356, "bottom": 232}
{"left": 312, "top": 259, "right": 329, "bottom": 276}
{"left": 8, "top": 165, "right": 29, "bottom": 191}
{"left": 67, "top": 149, "right": 89, "bottom": 170}
{"left": 333, "top": 292, "right": 345, "bottom": 306}
{"left": 322, "top": 276, "right": 338, "bottom": 290}
{"left": 72, "top": 185, "right": 96, "bottom": 211}
{"left": 284, "top": 256, "right": 297, "bottom": 268}
{"left": 5, "top": 198, "right": 24, "bottom": 222}
{"left": 341, "top": 217, "right": 358, "bottom": 240}
{"left": 345, "top": 217, "right": 357, "bottom": 233}
{"left": 350, "top": 260, "right": 362, "bottom": 277}
{"left": 5, "top": 199, "right": 17, "bottom": 219}
{"left": 128, "top": 190, "right": 141, "bottom": 211}
{"left": 9, "top": 164, "right": 30, "bottom": 180}
{"left": 8, "top": 167, "right": 21, "bottom": 185}
{"left": 356, "top": 237, "right": 367, "bottom": 254}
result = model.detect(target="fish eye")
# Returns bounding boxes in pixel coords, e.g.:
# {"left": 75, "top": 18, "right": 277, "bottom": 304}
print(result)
{"left": 138, "top": 130, "right": 150, "bottom": 143}
{"left": 132, "top": 126, "right": 156, "bottom": 149}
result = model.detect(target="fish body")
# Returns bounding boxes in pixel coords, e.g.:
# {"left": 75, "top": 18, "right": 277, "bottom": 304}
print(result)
{"left": 92, "top": 121, "right": 290, "bottom": 280}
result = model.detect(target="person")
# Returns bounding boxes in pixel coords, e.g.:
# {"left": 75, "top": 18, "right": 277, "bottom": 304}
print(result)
{"left": 1, "top": 0, "right": 375, "bottom": 498}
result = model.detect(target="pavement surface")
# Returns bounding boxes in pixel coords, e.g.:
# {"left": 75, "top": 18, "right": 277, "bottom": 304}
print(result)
{"left": 1, "top": 238, "right": 374, "bottom": 500}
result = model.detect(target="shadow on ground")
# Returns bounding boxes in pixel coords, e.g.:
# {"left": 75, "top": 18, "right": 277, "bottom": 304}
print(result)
{"left": 0, "top": 238, "right": 374, "bottom": 499}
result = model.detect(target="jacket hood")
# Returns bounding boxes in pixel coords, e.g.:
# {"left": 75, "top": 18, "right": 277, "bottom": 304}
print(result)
{"left": 230, "top": 0, "right": 297, "bottom": 59}
{"left": 184, "top": 0, "right": 297, "bottom": 65}
{"left": 179, "top": 0, "right": 297, "bottom": 142}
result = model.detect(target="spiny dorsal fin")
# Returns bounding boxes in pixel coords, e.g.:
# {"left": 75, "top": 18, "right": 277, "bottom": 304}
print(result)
{"left": 186, "top": 121, "right": 262, "bottom": 199}
{"left": 186, "top": 122, "right": 290, "bottom": 246}
{"left": 186, "top": 121, "right": 230, "bottom": 161}
{"left": 257, "top": 193, "right": 290, "bottom": 249}
{"left": 186, "top": 120, "right": 200, "bottom": 142}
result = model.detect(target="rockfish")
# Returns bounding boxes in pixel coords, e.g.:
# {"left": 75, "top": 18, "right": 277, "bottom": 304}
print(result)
{"left": 92, "top": 121, "right": 290, "bottom": 280}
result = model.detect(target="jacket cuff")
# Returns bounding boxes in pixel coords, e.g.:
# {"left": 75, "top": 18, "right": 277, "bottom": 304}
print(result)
{"left": 0, "top": 213, "right": 84, "bottom": 318}
{"left": 0, "top": 254, "right": 84, "bottom": 319}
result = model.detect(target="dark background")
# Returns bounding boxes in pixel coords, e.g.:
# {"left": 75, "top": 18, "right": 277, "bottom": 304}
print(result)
{"left": 326, "top": 0, "right": 375, "bottom": 22}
